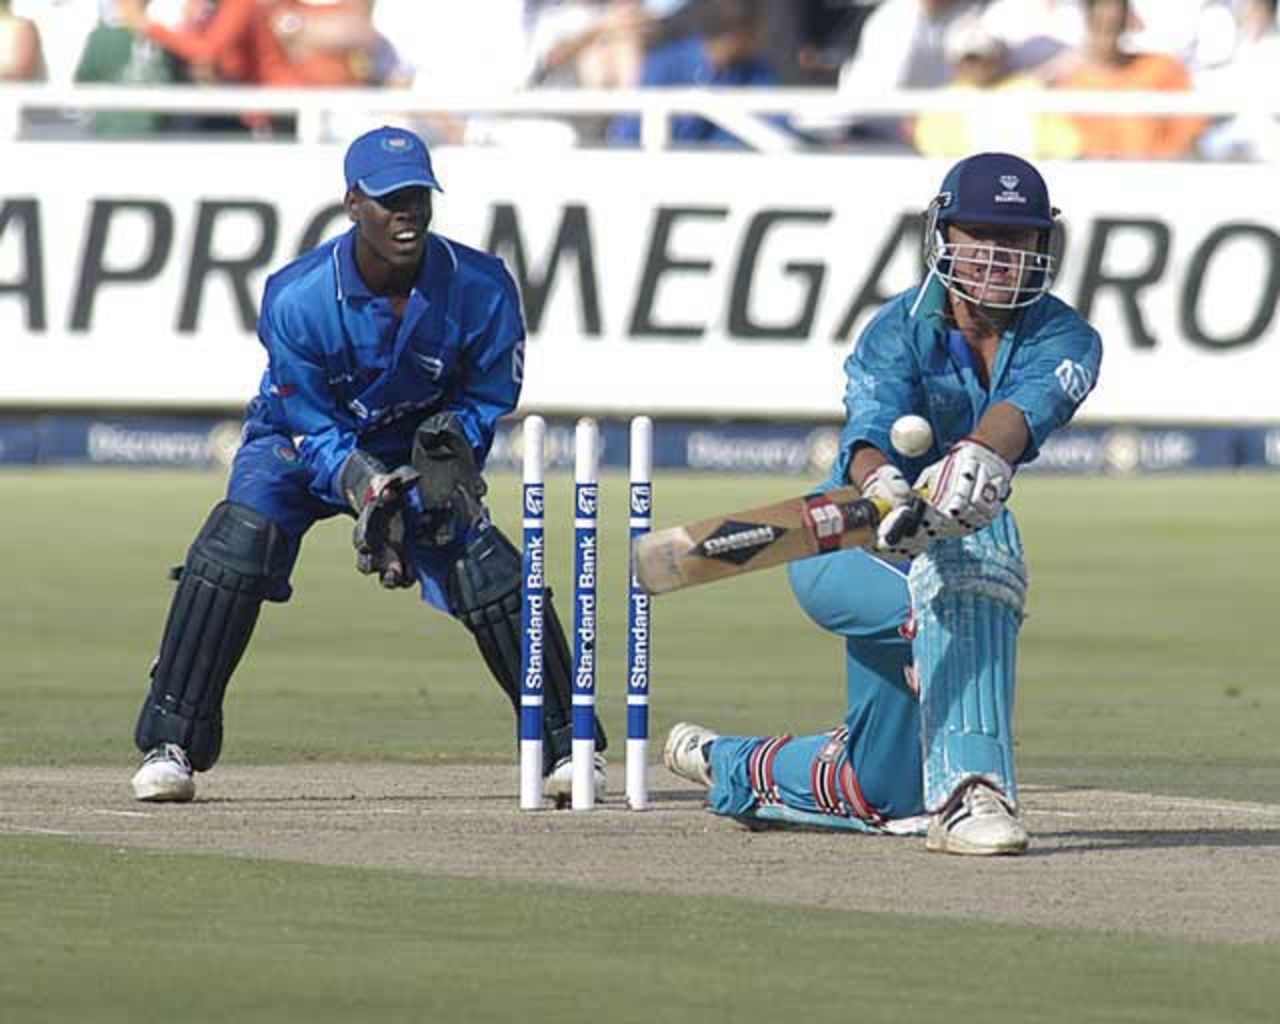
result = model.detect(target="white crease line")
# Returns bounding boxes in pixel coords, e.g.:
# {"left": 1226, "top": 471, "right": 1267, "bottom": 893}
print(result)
{"left": 87, "top": 809, "right": 153, "bottom": 819}
{"left": 1, "top": 825, "right": 83, "bottom": 837}
{"left": 1, "top": 825, "right": 141, "bottom": 838}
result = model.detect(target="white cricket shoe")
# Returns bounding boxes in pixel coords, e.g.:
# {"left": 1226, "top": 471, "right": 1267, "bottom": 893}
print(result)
{"left": 544, "top": 752, "right": 608, "bottom": 807}
{"left": 926, "top": 780, "right": 1028, "bottom": 856}
{"left": 663, "top": 722, "right": 718, "bottom": 789}
{"left": 131, "top": 743, "right": 196, "bottom": 803}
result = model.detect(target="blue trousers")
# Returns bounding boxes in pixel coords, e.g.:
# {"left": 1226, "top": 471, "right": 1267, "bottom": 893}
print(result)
{"left": 705, "top": 549, "right": 926, "bottom": 828}
{"left": 226, "top": 432, "right": 461, "bottom": 612}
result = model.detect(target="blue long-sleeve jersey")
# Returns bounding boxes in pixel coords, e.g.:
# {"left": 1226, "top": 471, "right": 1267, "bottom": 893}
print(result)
{"left": 246, "top": 228, "right": 525, "bottom": 505}
{"left": 828, "top": 279, "right": 1103, "bottom": 489}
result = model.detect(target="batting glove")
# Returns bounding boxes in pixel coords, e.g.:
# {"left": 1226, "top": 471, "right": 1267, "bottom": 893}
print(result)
{"left": 859, "top": 463, "right": 912, "bottom": 509}
{"left": 915, "top": 438, "right": 1013, "bottom": 534}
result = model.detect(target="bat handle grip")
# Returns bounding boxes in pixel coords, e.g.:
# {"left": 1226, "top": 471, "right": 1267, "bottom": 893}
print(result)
{"left": 882, "top": 495, "right": 929, "bottom": 546}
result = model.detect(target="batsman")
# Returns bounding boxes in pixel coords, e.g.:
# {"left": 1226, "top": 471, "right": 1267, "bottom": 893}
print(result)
{"left": 664, "top": 152, "right": 1102, "bottom": 855}
{"left": 129, "top": 126, "right": 605, "bottom": 804}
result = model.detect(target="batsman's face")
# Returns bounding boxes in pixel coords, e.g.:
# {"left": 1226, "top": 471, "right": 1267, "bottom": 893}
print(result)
{"left": 946, "top": 223, "right": 1041, "bottom": 305}
{"left": 348, "top": 186, "right": 432, "bottom": 271}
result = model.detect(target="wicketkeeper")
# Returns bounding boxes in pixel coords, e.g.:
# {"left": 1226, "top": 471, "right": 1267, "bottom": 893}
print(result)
{"left": 130, "top": 126, "right": 606, "bottom": 804}
{"left": 663, "top": 152, "right": 1102, "bottom": 855}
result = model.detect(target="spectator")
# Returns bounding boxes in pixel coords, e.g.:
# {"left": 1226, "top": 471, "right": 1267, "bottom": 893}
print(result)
{"left": 979, "top": 0, "right": 1086, "bottom": 79}
{"left": 267, "top": 0, "right": 397, "bottom": 87}
{"left": 837, "top": 0, "right": 984, "bottom": 93}
{"left": 817, "top": 0, "right": 984, "bottom": 145}
{"left": 1055, "top": 0, "right": 1205, "bottom": 159}
{"left": 526, "top": 0, "right": 653, "bottom": 88}
{"left": 117, "top": 0, "right": 391, "bottom": 87}
{"left": 788, "top": 0, "right": 878, "bottom": 85}
{"left": 1197, "top": 0, "right": 1280, "bottom": 161}
{"left": 12, "top": 0, "right": 96, "bottom": 85}
{"left": 607, "top": 0, "right": 782, "bottom": 147}
{"left": 75, "top": 1, "right": 182, "bottom": 135}
{"left": 373, "top": 0, "right": 531, "bottom": 145}
{"left": 115, "top": 0, "right": 297, "bottom": 86}
{"left": 1, "top": 0, "right": 46, "bottom": 80}
{"left": 912, "top": 16, "right": 1080, "bottom": 158}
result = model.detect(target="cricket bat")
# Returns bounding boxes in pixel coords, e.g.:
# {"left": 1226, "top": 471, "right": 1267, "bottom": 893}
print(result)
{"left": 632, "top": 486, "right": 893, "bottom": 595}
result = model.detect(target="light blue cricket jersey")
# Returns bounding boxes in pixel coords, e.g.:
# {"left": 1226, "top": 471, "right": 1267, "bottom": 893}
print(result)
{"left": 828, "top": 279, "right": 1103, "bottom": 489}
{"left": 247, "top": 228, "right": 525, "bottom": 505}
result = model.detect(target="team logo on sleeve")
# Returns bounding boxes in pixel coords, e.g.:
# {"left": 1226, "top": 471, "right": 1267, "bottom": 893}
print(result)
{"left": 1054, "top": 359, "right": 1094, "bottom": 403}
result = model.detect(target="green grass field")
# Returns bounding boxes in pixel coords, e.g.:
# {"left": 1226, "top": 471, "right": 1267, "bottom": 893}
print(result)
{"left": 3, "top": 468, "right": 1278, "bottom": 1021}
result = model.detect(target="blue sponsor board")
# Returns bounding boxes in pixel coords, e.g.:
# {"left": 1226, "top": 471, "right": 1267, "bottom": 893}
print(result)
{"left": 0, "top": 416, "right": 244, "bottom": 468}
{"left": 1025, "top": 426, "right": 1244, "bottom": 475}
{"left": 1, "top": 414, "right": 1277, "bottom": 474}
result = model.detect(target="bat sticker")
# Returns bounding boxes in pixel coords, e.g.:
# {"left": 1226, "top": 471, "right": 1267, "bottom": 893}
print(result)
{"left": 694, "top": 520, "right": 789, "bottom": 565}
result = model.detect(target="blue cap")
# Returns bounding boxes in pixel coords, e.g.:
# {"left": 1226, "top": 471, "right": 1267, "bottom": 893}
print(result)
{"left": 935, "top": 152, "right": 1054, "bottom": 230}
{"left": 343, "top": 126, "right": 442, "bottom": 198}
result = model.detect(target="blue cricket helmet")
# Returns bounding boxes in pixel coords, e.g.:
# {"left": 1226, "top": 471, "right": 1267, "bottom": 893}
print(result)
{"left": 921, "top": 152, "right": 1060, "bottom": 311}
{"left": 933, "top": 152, "right": 1056, "bottom": 231}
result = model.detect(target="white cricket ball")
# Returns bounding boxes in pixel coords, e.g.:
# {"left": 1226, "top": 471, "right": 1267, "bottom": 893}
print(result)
{"left": 890, "top": 415, "right": 934, "bottom": 458}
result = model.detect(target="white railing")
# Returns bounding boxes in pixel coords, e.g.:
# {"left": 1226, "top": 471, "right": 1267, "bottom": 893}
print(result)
{"left": 1, "top": 83, "right": 1275, "bottom": 152}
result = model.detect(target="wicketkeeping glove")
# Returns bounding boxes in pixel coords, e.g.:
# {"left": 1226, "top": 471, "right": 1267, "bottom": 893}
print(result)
{"left": 410, "top": 412, "right": 488, "bottom": 548}
{"left": 915, "top": 438, "right": 1013, "bottom": 533}
{"left": 340, "top": 451, "right": 421, "bottom": 589}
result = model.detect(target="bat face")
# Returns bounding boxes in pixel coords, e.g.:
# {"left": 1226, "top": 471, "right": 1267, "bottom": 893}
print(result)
{"left": 633, "top": 486, "right": 887, "bottom": 595}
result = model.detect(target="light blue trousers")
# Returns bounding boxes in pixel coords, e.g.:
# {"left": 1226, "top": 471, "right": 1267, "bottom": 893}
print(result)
{"left": 706, "top": 548, "right": 925, "bottom": 829}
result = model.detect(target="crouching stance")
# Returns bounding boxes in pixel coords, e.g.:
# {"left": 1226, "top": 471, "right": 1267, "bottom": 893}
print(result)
{"left": 132, "top": 127, "right": 605, "bottom": 804}
{"left": 664, "top": 153, "right": 1101, "bottom": 855}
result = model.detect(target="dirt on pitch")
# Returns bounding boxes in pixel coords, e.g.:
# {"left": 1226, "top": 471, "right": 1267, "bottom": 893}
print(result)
{"left": 3, "top": 763, "right": 1278, "bottom": 944}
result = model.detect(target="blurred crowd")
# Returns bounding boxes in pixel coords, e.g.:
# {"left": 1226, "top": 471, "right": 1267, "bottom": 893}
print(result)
{"left": 1, "top": 0, "right": 1277, "bottom": 159}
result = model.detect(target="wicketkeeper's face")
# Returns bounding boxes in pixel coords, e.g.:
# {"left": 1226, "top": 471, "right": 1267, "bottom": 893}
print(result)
{"left": 946, "top": 223, "right": 1041, "bottom": 306}
{"left": 348, "top": 186, "right": 433, "bottom": 271}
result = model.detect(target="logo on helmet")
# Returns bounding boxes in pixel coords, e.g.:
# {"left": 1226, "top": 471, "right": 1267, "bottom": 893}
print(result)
{"left": 995, "top": 176, "right": 1027, "bottom": 205}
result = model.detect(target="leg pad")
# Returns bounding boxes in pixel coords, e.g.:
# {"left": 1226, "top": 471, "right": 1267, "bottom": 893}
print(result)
{"left": 135, "top": 502, "right": 291, "bottom": 771}
{"left": 909, "top": 515, "right": 1028, "bottom": 810}
{"left": 448, "top": 522, "right": 606, "bottom": 772}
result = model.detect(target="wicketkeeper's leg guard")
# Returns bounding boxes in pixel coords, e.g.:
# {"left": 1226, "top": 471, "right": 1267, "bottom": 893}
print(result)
{"left": 135, "top": 502, "right": 292, "bottom": 771}
{"left": 448, "top": 521, "right": 607, "bottom": 773}
{"left": 908, "top": 513, "right": 1028, "bottom": 811}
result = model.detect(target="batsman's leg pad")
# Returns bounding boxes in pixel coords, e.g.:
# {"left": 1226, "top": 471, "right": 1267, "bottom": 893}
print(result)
{"left": 135, "top": 502, "right": 292, "bottom": 771}
{"left": 447, "top": 522, "right": 606, "bottom": 772}
{"left": 908, "top": 515, "right": 1028, "bottom": 811}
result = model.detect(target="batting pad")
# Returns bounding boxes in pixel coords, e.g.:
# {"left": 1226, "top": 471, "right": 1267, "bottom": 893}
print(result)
{"left": 908, "top": 515, "right": 1028, "bottom": 811}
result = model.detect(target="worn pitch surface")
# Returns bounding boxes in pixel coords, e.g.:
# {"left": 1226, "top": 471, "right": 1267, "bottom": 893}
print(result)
{"left": 3, "top": 764, "right": 1277, "bottom": 944}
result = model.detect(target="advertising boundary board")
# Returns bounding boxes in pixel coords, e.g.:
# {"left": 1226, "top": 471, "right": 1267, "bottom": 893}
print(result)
{"left": 2, "top": 413, "right": 1276, "bottom": 476}
{"left": 2, "top": 145, "right": 1277, "bottom": 421}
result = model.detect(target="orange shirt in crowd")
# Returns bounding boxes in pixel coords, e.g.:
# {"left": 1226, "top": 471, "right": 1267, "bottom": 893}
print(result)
{"left": 1057, "top": 53, "right": 1205, "bottom": 159}
{"left": 145, "top": 0, "right": 300, "bottom": 86}
{"left": 267, "top": 0, "right": 378, "bottom": 86}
